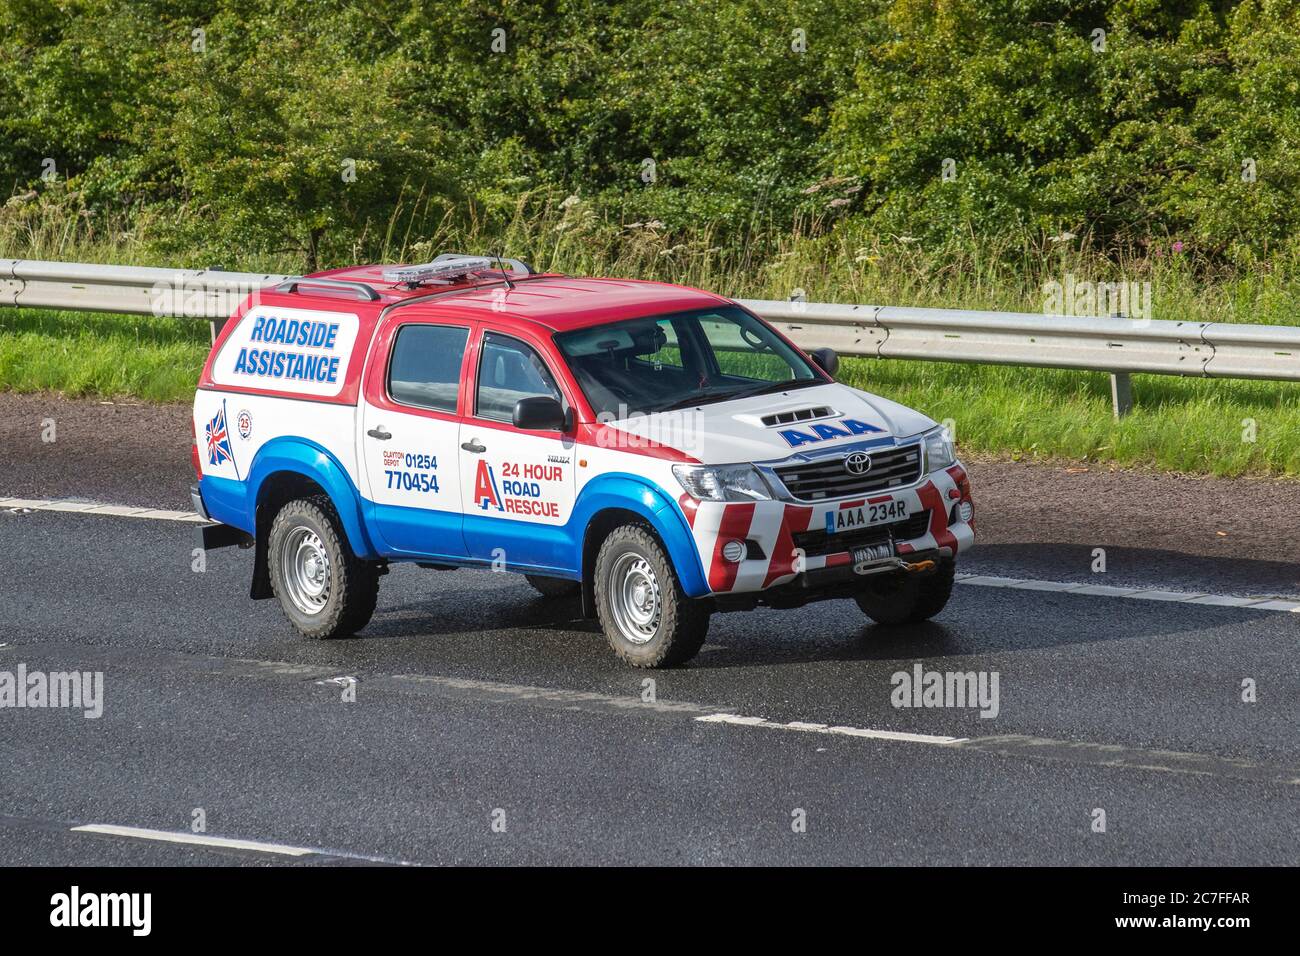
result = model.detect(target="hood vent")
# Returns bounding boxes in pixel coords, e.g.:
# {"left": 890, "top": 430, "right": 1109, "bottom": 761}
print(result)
{"left": 761, "top": 406, "right": 836, "bottom": 427}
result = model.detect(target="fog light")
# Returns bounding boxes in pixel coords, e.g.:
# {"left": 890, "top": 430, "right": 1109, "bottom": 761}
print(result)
{"left": 721, "top": 539, "right": 747, "bottom": 563}
{"left": 958, "top": 501, "right": 973, "bottom": 523}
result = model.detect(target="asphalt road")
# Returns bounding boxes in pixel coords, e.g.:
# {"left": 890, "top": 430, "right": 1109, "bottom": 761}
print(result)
{"left": 2, "top": 506, "right": 1298, "bottom": 866}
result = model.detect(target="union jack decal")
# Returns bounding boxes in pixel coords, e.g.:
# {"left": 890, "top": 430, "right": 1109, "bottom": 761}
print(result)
{"left": 206, "top": 405, "right": 234, "bottom": 467}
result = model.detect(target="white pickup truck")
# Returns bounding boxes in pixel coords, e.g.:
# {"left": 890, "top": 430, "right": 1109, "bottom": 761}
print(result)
{"left": 192, "top": 255, "right": 974, "bottom": 666}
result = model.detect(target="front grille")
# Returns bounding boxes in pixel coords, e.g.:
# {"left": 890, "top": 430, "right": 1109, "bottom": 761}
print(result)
{"left": 775, "top": 443, "right": 923, "bottom": 501}
{"left": 792, "top": 509, "right": 932, "bottom": 557}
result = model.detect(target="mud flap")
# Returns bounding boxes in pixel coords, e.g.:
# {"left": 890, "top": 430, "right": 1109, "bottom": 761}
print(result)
{"left": 249, "top": 533, "right": 273, "bottom": 600}
{"left": 200, "top": 522, "right": 253, "bottom": 551}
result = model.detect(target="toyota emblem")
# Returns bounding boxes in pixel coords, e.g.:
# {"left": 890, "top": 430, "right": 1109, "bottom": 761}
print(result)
{"left": 844, "top": 452, "right": 872, "bottom": 475}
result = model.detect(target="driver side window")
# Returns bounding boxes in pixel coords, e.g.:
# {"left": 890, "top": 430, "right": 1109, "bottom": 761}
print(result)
{"left": 475, "top": 332, "right": 563, "bottom": 422}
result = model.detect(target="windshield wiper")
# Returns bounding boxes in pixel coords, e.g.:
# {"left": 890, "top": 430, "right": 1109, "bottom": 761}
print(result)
{"left": 651, "top": 378, "right": 820, "bottom": 413}
{"left": 652, "top": 391, "right": 727, "bottom": 413}
{"left": 716, "top": 378, "right": 823, "bottom": 403}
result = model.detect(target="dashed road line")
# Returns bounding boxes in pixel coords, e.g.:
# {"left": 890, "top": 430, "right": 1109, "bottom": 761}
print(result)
{"left": 382, "top": 672, "right": 719, "bottom": 716}
{"left": 10, "top": 639, "right": 1300, "bottom": 788}
{"left": 956, "top": 573, "right": 1300, "bottom": 612}
{"left": 0, "top": 813, "right": 414, "bottom": 864}
{"left": 0, "top": 496, "right": 205, "bottom": 523}
{"left": 696, "top": 712, "right": 966, "bottom": 745}
{"left": 52, "top": 821, "right": 413, "bottom": 864}
{"left": 5, "top": 641, "right": 725, "bottom": 721}
{"left": 696, "top": 713, "right": 1300, "bottom": 786}
{"left": 70, "top": 824, "right": 316, "bottom": 857}
{"left": 957, "top": 734, "right": 1300, "bottom": 787}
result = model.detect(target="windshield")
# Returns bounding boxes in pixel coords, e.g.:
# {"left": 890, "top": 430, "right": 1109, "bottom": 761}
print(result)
{"left": 554, "top": 306, "right": 825, "bottom": 419}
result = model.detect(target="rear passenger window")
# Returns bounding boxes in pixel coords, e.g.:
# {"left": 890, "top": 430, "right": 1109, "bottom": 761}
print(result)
{"left": 476, "top": 332, "right": 564, "bottom": 422}
{"left": 388, "top": 324, "right": 469, "bottom": 413}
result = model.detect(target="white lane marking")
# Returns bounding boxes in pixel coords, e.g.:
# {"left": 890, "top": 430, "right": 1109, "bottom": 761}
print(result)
{"left": 697, "top": 715, "right": 1300, "bottom": 784}
{"left": 696, "top": 712, "right": 966, "bottom": 745}
{"left": 0, "top": 497, "right": 206, "bottom": 523}
{"left": 1246, "top": 599, "right": 1300, "bottom": 611}
{"left": 955, "top": 573, "right": 1300, "bottom": 612}
{"left": 71, "top": 824, "right": 315, "bottom": 857}
{"left": 389, "top": 672, "right": 718, "bottom": 716}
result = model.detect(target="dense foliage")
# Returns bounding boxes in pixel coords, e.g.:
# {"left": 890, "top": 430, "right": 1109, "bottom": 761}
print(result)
{"left": 1, "top": 0, "right": 1297, "bottom": 269}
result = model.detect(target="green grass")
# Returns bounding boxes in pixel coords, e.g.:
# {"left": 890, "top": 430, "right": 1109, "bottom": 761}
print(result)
{"left": 0, "top": 309, "right": 208, "bottom": 404}
{"left": 3, "top": 206, "right": 1300, "bottom": 476}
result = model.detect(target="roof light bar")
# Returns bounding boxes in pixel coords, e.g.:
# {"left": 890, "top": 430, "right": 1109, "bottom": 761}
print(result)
{"left": 381, "top": 253, "right": 531, "bottom": 285}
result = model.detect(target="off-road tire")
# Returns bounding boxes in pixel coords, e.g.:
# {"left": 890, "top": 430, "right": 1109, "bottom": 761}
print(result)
{"left": 594, "top": 524, "right": 710, "bottom": 668}
{"left": 854, "top": 559, "right": 956, "bottom": 625}
{"left": 267, "top": 495, "right": 380, "bottom": 639}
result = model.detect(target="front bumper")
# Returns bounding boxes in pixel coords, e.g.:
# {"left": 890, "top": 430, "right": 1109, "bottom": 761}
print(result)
{"left": 681, "top": 463, "right": 973, "bottom": 597}
{"left": 713, "top": 548, "right": 948, "bottom": 611}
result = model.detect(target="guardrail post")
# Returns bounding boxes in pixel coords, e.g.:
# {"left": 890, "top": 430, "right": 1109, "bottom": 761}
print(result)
{"left": 209, "top": 318, "right": 226, "bottom": 344}
{"left": 1110, "top": 372, "right": 1133, "bottom": 420}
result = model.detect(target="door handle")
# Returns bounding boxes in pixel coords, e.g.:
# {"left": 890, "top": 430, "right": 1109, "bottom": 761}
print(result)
{"left": 367, "top": 427, "right": 392, "bottom": 441}
{"left": 461, "top": 439, "right": 486, "bottom": 454}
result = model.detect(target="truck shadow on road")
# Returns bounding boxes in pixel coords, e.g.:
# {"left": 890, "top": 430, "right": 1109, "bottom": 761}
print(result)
{"left": 360, "top": 589, "right": 598, "bottom": 640}
{"left": 685, "top": 593, "right": 1281, "bottom": 669}
{"left": 342, "top": 565, "right": 1288, "bottom": 670}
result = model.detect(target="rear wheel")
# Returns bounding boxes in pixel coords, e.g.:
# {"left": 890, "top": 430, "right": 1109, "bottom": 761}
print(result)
{"left": 855, "top": 559, "right": 955, "bottom": 625}
{"left": 594, "top": 524, "right": 710, "bottom": 668}
{"left": 267, "top": 496, "right": 380, "bottom": 639}
{"left": 524, "top": 574, "right": 582, "bottom": 599}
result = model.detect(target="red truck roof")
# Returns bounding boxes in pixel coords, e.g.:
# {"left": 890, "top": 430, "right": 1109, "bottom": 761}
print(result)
{"left": 199, "top": 265, "right": 735, "bottom": 405}
{"left": 310, "top": 266, "right": 729, "bottom": 331}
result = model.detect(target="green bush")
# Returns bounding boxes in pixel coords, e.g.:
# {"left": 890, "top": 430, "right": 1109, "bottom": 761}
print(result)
{"left": 1, "top": 1, "right": 1298, "bottom": 272}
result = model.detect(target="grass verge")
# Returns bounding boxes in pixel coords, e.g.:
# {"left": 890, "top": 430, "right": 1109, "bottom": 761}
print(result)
{"left": 0, "top": 309, "right": 208, "bottom": 404}
{"left": 2, "top": 307, "right": 1297, "bottom": 478}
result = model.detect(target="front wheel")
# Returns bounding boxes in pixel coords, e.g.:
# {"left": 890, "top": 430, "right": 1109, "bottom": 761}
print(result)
{"left": 267, "top": 496, "right": 380, "bottom": 639}
{"left": 855, "top": 559, "right": 955, "bottom": 625}
{"left": 594, "top": 524, "right": 710, "bottom": 668}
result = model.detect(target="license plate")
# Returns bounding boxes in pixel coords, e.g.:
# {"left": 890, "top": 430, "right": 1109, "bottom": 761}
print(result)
{"left": 826, "top": 499, "right": 908, "bottom": 534}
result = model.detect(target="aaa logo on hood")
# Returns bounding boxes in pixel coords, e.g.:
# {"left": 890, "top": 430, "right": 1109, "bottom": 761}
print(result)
{"left": 778, "top": 417, "right": 884, "bottom": 448}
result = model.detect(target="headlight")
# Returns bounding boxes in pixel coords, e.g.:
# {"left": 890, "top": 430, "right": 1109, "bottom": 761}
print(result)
{"left": 672, "top": 463, "right": 773, "bottom": 502}
{"left": 923, "top": 426, "right": 956, "bottom": 472}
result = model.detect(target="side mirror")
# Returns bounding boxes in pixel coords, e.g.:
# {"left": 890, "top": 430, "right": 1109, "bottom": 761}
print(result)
{"left": 513, "top": 395, "right": 567, "bottom": 431}
{"left": 810, "top": 347, "right": 839, "bottom": 377}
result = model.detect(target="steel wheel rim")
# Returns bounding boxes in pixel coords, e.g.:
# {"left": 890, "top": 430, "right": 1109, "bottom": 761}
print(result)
{"left": 608, "top": 552, "right": 661, "bottom": 645}
{"left": 281, "top": 525, "right": 330, "bottom": 615}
